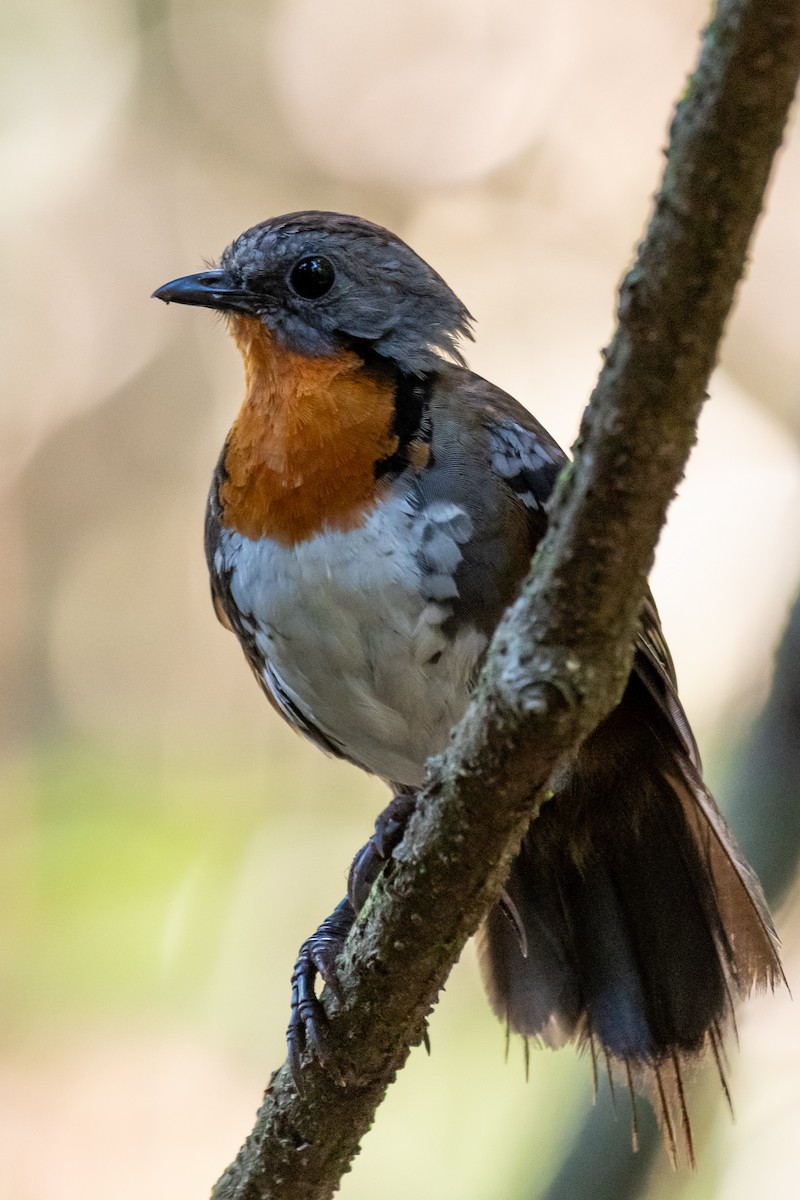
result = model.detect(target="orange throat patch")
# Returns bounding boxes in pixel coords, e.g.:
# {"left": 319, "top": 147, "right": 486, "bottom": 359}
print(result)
{"left": 219, "top": 316, "right": 399, "bottom": 545}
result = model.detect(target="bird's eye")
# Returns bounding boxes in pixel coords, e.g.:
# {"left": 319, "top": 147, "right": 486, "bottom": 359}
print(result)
{"left": 289, "top": 256, "right": 336, "bottom": 300}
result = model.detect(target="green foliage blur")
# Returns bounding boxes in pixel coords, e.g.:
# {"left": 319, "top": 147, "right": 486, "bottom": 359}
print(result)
{"left": 2, "top": 1, "right": 799, "bottom": 1197}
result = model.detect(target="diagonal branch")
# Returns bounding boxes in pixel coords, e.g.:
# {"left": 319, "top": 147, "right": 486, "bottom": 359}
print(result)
{"left": 211, "top": 3, "right": 800, "bottom": 1197}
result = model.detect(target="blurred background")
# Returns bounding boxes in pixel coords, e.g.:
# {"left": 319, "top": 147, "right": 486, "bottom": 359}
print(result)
{"left": 2, "top": 1, "right": 799, "bottom": 1197}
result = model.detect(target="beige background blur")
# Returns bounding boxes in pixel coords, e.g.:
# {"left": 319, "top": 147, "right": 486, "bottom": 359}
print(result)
{"left": 2, "top": 2, "right": 799, "bottom": 1198}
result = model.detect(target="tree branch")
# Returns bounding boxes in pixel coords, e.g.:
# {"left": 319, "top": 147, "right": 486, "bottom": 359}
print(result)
{"left": 212, "top": 3, "right": 800, "bottom": 1197}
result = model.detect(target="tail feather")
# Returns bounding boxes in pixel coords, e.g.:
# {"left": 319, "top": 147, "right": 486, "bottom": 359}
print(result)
{"left": 669, "top": 765, "right": 783, "bottom": 991}
{"left": 477, "top": 677, "right": 782, "bottom": 1167}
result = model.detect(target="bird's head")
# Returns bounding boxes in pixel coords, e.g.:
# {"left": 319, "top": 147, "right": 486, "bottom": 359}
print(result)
{"left": 153, "top": 211, "right": 473, "bottom": 375}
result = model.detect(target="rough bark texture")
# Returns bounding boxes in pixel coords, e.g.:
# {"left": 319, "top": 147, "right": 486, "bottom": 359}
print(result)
{"left": 211, "top": 2, "right": 800, "bottom": 1197}
{"left": 542, "top": 587, "right": 800, "bottom": 1200}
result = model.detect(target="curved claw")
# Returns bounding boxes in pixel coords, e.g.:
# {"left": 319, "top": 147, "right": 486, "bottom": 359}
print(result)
{"left": 287, "top": 792, "right": 419, "bottom": 1089}
{"left": 348, "top": 792, "right": 418, "bottom": 912}
{"left": 287, "top": 898, "right": 355, "bottom": 1091}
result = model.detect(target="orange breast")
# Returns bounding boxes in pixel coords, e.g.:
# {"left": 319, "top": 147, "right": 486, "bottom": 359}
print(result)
{"left": 219, "top": 317, "right": 399, "bottom": 544}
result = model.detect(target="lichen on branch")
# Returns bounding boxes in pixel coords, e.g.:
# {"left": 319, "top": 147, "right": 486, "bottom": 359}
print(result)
{"left": 211, "top": 3, "right": 800, "bottom": 1197}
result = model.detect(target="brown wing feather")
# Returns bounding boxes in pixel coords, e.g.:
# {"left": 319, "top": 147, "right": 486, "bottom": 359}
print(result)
{"left": 466, "top": 371, "right": 783, "bottom": 1165}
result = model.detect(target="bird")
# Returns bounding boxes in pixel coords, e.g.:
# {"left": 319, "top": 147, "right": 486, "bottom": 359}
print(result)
{"left": 154, "top": 210, "right": 781, "bottom": 1164}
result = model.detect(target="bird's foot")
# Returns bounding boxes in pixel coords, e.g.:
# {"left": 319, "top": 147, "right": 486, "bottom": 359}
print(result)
{"left": 287, "top": 897, "right": 355, "bottom": 1090}
{"left": 348, "top": 791, "right": 418, "bottom": 912}
{"left": 287, "top": 792, "right": 418, "bottom": 1089}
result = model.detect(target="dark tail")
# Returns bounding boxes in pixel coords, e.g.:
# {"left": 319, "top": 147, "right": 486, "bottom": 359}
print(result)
{"left": 477, "top": 673, "right": 783, "bottom": 1166}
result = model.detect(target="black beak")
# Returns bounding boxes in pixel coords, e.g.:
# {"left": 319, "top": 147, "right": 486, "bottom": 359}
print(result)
{"left": 152, "top": 269, "right": 259, "bottom": 315}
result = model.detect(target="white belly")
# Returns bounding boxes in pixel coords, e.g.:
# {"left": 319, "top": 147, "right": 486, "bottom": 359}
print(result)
{"left": 216, "top": 494, "right": 487, "bottom": 786}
